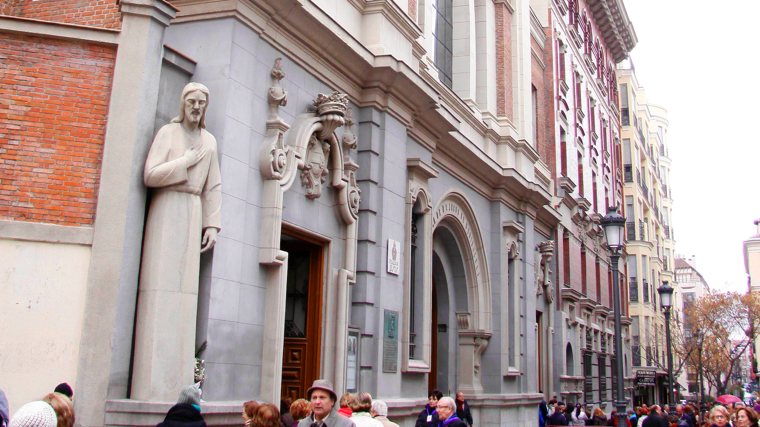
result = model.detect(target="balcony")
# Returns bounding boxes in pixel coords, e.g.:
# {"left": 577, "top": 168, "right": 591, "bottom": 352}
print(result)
{"left": 664, "top": 225, "right": 670, "bottom": 239}
{"left": 626, "top": 222, "right": 636, "bottom": 241}
{"left": 629, "top": 278, "right": 638, "bottom": 302}
{"left": 664, "top": 258, "right": 669, "bottom": 271}
{"left": 662, "top": 184, "right": 668, "bottom": 195}
{"left": 624, "top": 165, "right": 633, "bottom": 183}
{"left": 642, "top": 183, "right": 649, "bottom": 199}
{"left": 621, "top": 108, "right": 630, "bottom": 126}
{"left": 636, "top": 168, "right": 641, "bottom": 185}
{"left": 639, "top": 220, "right": 645, "bottom": 241}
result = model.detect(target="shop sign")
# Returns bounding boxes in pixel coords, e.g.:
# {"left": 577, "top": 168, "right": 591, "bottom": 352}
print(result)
{"left": 636, "top": 370, "right": 656, "bottom": 386}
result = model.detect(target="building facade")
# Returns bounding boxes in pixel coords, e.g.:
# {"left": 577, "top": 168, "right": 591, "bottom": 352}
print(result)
{"left": 673, "top": 257, "right": 710, "bottom": 402}
{"left": 743, "top": 221, "right": 760, "bottom": 387}
{"left": 0, "top": 0, "right": 595, "bottom": 426}
{"left": 616, "top": 62, "right": 675, "bottom": 406}
{"left": 536, "top": 0, "right": 637, "bottom": 411}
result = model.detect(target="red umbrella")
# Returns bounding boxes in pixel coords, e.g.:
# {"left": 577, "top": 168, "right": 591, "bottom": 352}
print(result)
{"left": 716, "top": 395, "right": 742, "bottom": 405}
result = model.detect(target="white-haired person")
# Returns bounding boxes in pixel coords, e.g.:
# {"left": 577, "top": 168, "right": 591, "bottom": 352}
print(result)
{"left": 350, "top": 392, "right": 383, "bottom": 427}
{"left": 370, "top": 400, "right": 399, "bottom": 427}
{"left": 435, "top": 398, "right": 467, "bottom": 427}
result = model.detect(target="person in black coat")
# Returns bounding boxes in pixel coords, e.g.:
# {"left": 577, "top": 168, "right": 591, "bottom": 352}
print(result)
{"left": 157, "top": 385, "right": 206, "bottom": 427}
{"left": 548, "top": 402, "right": 569, "bottom": 426}
{"left": 642, "top": 406, "right": 670, "bottom": 427}
{"left": 435, "top": 397, "right": 467, "bottom": 427}
{"left": 455, "top": 393, "right": 473, "bottom": 426}
{"left": 416, "top": 390, "right": 443, "bottom": 427}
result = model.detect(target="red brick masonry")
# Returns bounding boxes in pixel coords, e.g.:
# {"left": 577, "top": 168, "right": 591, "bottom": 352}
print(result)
{"left": 1, "top": 0, "right": 121, "bottom": 29}
{"left": 0, "top": 34, "right": 116, "bottom": 225}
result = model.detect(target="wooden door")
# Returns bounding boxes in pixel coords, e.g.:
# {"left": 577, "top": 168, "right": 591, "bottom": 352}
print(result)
{"left": 281, "top": 230, "right": 324, "bottom": 401}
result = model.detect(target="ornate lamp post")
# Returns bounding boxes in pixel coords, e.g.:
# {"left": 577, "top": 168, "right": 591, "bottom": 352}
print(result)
{"left": 601, "top": 206, "right": 627, "bottom": 427}
{"left": 657, "top": 282, "right": 676, "bottom": 410}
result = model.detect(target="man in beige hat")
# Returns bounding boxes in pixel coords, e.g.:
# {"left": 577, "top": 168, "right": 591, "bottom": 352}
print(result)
{"left": 297, "top": 380, "right": 355, "bottom": 427}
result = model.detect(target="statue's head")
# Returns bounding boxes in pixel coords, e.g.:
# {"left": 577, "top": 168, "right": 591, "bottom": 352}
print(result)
{"left": 173, "top": 82, "right": 210, "bottom": 128}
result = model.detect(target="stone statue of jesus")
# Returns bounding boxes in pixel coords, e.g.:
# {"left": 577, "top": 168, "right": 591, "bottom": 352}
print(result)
{"left": 131, "top": 82, "right": 221, "bottom": 402}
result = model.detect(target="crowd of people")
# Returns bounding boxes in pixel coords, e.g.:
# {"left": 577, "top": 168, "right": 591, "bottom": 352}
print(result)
{"left": 540, "top": 400, "right": 760, "bottom": 427}
{"left": 0, "top": 380, "right": 475, "bottom": 427}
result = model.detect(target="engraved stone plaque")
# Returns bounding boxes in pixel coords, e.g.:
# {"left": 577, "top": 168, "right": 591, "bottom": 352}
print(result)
{"left": 382, "top": 309, "right": 399, "bottom": 372}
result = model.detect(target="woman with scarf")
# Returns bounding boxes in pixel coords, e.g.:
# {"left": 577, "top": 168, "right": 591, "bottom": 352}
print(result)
{"left": 416, "top": 391, "right": 443, "bottom": 427}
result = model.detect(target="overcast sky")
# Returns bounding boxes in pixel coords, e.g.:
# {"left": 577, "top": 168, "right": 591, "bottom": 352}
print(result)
{"left": 622, "top": 1, "right": 760, "bottom": 293}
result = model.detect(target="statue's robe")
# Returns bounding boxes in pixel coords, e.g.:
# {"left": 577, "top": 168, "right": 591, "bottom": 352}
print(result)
{"left": 131, "top": 122, "right": 221, "bottom": 401}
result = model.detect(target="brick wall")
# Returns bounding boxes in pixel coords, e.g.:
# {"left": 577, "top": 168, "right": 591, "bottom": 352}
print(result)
{"left": 0, "top": 33, "right": 115, "bottom": 226}
{"left": 408, "top": 0, "right": 416, "bottom": 24}
{"left": 495, "top": 3, "right": 512, "bottom": 120}
{"left": 0, "top": 0, "right": 17, "bottom": 15}
{"left": 530, "top": 22, "right": 556, "bottom": 171}
{"left": 1, "top": 0, "right": 121, "bottom": 30}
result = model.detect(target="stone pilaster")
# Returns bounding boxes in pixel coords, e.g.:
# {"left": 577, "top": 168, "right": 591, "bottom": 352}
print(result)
{"left": 74, "top": 1, "right": 176, "bottom": 425}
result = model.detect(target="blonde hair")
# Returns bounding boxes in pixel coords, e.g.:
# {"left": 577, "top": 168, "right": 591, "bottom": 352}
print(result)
{"left": 172, "top": 82, "right": 210, "bottom": 128}
{"left": 42, "top": 392, "right": 75, "bottom": 427}
{"left": 593, "top": 408, "right": 605, "bottom": 417}
{"left": 709, "top": 406, "right": 730, "bottom": 424}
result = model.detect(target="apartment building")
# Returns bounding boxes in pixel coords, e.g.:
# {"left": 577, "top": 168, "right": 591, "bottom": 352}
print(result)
{"left": 617, "top": 62, "right": 675, "bottom": 405}
{"left": 673, "top": 257, "right": 710, "bottom": 401}
{"left": 538, "top": 0, "right": 637, "bottom": 411}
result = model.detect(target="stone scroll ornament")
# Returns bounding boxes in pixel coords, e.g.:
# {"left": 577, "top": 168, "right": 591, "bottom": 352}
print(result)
{"left": 131, "top": 82, "right": 222, "bottom": 402}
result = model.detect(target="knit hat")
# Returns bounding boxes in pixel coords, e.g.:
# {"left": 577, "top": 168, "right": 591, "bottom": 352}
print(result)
{"left": 9, "top": 401, "right": 57, "bottom": 427}
{"left": 177, "top": 385, "right": 201, "bottom": 406}
{"left": 54, "top": 383, "right": 73, "bottom": 399}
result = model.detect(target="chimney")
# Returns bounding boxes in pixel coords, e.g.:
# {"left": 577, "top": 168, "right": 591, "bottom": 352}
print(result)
{"left": 755, "top": 218, "right": 760, "bottom": 235}
{"left": 689, "top": 255, "right": 696, "bottom": 269}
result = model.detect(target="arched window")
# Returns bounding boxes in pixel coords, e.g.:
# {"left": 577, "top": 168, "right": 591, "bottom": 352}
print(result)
{"left": 566, "top": 343, "right": 574, "bottom": 376}
{"left": 433, "top": 0, "right": 453, "bottom": 88}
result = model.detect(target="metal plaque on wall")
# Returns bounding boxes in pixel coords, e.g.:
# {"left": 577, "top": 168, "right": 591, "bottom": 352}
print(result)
{"left": 382, "top": 309, "right": 399, "bottom": 372}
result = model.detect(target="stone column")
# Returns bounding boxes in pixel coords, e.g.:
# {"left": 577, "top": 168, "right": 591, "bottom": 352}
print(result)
{"left": 73, "top": 1, "right": 176, "bottom": 425}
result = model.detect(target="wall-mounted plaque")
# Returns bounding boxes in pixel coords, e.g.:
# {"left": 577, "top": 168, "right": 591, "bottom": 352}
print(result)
{"left": 346, "top": 327, "right": 360, "bottom": 392}
{"left": 383, "top": 310, "right": 399, "bottom": 372}
{"left": 387, "top": 239, "right": 400, "bottom": 275}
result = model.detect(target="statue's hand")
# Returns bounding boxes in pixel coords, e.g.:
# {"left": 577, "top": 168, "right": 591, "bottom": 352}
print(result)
{"left": 201, "top": 227, "right": 218, "bottom": 253}
{"left": 184, "top": 145, "right": 207, "bottom": 167}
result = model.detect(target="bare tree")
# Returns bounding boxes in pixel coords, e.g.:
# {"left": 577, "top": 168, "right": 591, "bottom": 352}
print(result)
{"left": 674, "top": 291, "right": 760, "bottom": 396}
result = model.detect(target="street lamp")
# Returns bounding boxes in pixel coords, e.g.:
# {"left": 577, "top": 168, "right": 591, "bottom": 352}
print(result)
{"left": 601, "top": 206, "right": 627, "bottom": 427}
{"left": 658, "top": 282, "right": 676, "bottom": 410}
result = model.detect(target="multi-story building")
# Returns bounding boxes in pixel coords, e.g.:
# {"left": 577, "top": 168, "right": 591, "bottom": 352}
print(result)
{"left": 673, "top": 256, "right": 710, "bottom": 401}
{"left": 538, "top": 0, "right": 637, "bottom": 411}
{"left": 743, "top": 221, "right": 760, "bottom": 385}
{"left": 1, "top": 0, "right": 572, "bottom": 426}
{"left": 616, "top": 61, "right": 675, "bottom": 405}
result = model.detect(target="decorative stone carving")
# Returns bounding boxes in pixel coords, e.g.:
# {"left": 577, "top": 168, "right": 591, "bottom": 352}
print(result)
{"left": 260, "top": 58, "right": 291, "bottom": 181}
{"left": 314, "top": 92, "right": 348, "bottom": 139}
{"left": 132, "top": 82, "right": 222, "bottom": 402}
{"left": 538, "top": 241, "right": 555, "bottom": 304}
{"left": 301, "top": 134, "right": 330, "bottom": 199}
{"left": 256, "top": 59, "right": 360, "bottom": 401}
{"left": 457, "top": 312, "right": 472, "bottom": 330}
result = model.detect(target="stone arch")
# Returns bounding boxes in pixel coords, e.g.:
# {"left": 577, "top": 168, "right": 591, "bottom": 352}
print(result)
{"left": 431, "top": 190, "right": 492, "bottom": 332}
{"left": 431, "top": 190, "right": 491, "bottom": 394}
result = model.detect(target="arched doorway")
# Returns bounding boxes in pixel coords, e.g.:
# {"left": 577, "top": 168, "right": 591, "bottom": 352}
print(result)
{"left": 427, "top": 190, "right": 493, "bottom": 394}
